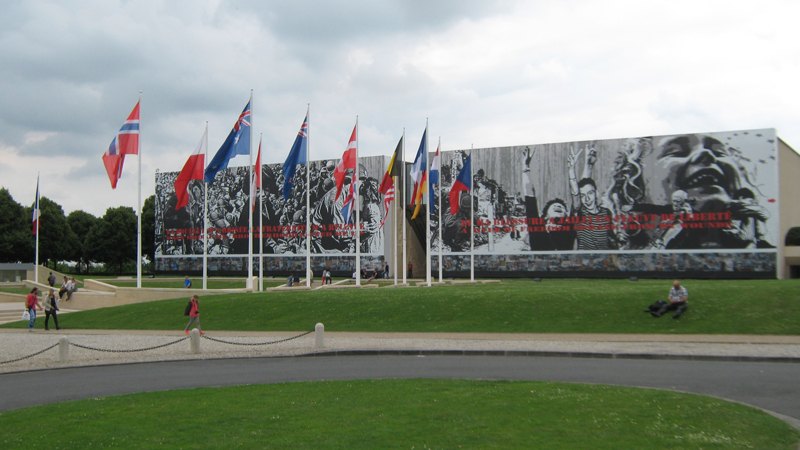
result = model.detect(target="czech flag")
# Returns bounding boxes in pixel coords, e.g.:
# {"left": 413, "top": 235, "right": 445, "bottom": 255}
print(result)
{"left": 449, "top": 155, "right": 471, "bottom": 215}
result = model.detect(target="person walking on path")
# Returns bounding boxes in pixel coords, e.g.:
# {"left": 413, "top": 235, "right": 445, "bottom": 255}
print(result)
{"left": 652, "top": 280, "right": 688, "bottom": 319}
{"left": 47, "top": 272, "right": 56, "bottom": 287}
{"left": 43, "top": 289, "right": 60, "bottom": 331}
{"left": 184, "top": 294, "right": 203, "bottom": 334}
{"left": 25, "top": 287, "right": 43, "bottom": 332}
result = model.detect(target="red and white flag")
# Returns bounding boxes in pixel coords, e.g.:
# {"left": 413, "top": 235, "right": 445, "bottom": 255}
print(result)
{"left": 102, "top": 101, "right": 140, "bottom": 189}
{"left": 32, "top": 174, "right": 40, "bottom": 234}
{"left": 251, "top": 138, "right": 262, "bottom": 212}
{"left": 333, "top": 124, "right": 358, "bottom": 199}
{"left": 174, "top": 129, "right": 207, "bottom": 210}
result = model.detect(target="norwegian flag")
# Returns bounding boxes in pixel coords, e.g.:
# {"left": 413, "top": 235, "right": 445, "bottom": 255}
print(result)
{"left": 102, "top": 101, "right": 140, "bottom": 189}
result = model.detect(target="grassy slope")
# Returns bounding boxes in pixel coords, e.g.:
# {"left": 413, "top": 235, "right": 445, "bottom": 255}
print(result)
{"left": 0, "top": 380, "right": 797, "bottom": 450}
{"left": 3, "top": 278, "right": 800, "bottom": 334}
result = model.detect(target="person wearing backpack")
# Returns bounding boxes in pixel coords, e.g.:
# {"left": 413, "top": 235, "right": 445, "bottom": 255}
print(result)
{"left": 184, "top": 295, "right": 203, "bottom": 334}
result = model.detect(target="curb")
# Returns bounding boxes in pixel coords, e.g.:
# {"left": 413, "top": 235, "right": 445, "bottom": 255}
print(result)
{"left": 295, "top": 349, "right": 800, "bottom": 364}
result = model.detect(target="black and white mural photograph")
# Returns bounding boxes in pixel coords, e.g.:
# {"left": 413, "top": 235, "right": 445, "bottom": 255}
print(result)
{"left": 155, "top": 166, "right": 251, "bottom": 256}
{"left": 430, "top": 129, "right": 779, "bottom": 277}
{"left": 155, "top": 155, "right": 389, "bottom": 275}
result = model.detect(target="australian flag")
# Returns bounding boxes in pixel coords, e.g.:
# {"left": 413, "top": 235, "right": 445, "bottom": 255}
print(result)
{"left": 281, "top": 113, "right": 309, "bottom": 200}
{"left": 204, "top": 99, "right": 251, "bottom": 183}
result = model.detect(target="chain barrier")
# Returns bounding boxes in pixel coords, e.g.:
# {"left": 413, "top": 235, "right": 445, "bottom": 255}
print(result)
{"left": 70, "top": 336, "right": 190, "bottom": 353}
{"left": 0, "top": 343, "right": 60, "bottom": 365}
{"left": 201, "top": 330, "right": 312, "bottom": 346}
{"left": 2, "top": 331, "right": 313, "bottom": 365}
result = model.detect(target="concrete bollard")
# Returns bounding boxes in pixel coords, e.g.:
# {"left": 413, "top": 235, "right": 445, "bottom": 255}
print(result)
{"left": 315, "top": 323, "right": 324, "bottom": 348}
{"left": 58, "top": 336, "right": 70, "bottom": 362}
{"left": 190, "top": 329, "right": 201, "bottom": 354}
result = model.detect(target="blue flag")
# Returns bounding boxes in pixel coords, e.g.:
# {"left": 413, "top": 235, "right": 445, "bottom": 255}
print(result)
{"left": 281, "top": 113, "right": 309, "bottom": 199}
{"left": 204, "top": 100, "right": 251, "bottom": 183}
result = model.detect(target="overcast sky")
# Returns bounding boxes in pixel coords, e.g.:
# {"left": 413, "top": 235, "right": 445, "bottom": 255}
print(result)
{"left": 2, "top": 0, "right": 799, "bottom": 217}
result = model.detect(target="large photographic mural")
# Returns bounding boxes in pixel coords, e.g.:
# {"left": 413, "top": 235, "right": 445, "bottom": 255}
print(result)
{"left": 154, "top": 156, "right": 390, "bottom": 276}
{"left": 429, "top": 129, "right": 779, "bottom": 278}
{"left": 155, "top": 129, "right": 779, "bottom": 278}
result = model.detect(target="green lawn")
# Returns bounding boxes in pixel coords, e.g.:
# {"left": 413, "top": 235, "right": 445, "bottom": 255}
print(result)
{"left": 0, "top": 379, "right": 796, "bottom": 450}
{"left": 3, "top": 278, "right": 800, "bottom": 334}
{"left": 0, "top": 286, "right": 33, "bottom": 295}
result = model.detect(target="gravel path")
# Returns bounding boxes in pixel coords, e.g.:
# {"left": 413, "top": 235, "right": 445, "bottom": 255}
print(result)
{"left": 3, "top": 329, "right": 800, "bottom": 374}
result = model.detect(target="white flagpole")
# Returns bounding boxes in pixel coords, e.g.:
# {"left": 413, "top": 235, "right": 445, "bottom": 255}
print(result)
{"left": 438, "top": 137, "right": 443, "bottom": 283}
{"left": 137, "top": 91, "right": 142, "bottom": 289}
{"left": 247, "top": 90, "right": 253, "bottom": 289}
{"left": 34, "top": 172, "right": 40, "bottom": 284}
{"left": 355, "top": 116, "right": 361, "bottom": 286}
{"left": 393, "top": 160, "right": 397, "bottom": 286}
{"left": 402, "top": 128, "right": 407, "bottom": 285}
{"left": 425, "top": 120, "right": 431, "bottom": 287}
{"left": 470, "top": 144, "right": 475, "bottom": 282}
{"left": 258, "top": 133, "right": 264, "bottom": 292}
{"left": 306, "top": 104, "right": 311, "bottom": 287}
{"left": 203, "top": 122, "right": 208, "bottom": 290}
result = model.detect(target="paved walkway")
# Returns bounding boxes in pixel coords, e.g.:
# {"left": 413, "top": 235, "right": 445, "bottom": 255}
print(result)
{"left": 2, "top": 328, "right": 800, "bottom": 374}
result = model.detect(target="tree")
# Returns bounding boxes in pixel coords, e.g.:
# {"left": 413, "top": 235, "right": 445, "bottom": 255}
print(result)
{"left": 0, "top": 188, "right": 33, "bottom": 262}
{"left": 67, "top": 210, "right": 100, "bottom": 273}
{"left": 28, "top": 197, "right": 76, "bottom": 267}
{"left": 86, "top": 206, "right": 137, "bottom": 274}
{"left": 142, "top": 195, "right": 155, "bottom": 263}
{"left": 786, "top": 227, "right": 800, "bottom": 246}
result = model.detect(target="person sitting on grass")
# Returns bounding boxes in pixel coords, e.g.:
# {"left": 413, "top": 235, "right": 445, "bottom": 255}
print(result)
{"left": 651, "top": 280, "right": 688, "bottom": 319}
{"left": 184, "top": 276, "right": 192, "bottom": 288}
{"left": 287, "top": 273, "right": 294, "bottom": 287}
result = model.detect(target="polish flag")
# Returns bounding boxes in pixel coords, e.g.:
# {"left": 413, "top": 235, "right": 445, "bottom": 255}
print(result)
{"left": 174, "top": 129, "right": 207, "bottom": 210}
{"left": 251, "top": 138, "right": 262, "bottom": 212}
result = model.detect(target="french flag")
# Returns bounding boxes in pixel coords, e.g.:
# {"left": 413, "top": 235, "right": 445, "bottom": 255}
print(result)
{"left": 449, "top": 155, "right": 471, "bottom": 215}
{"left": 429, "top": 143, "right": 440, "bottom": 207}
{"left": 174, "top": 129, "right": 207, "bottom": 210}
{"left": 32, "top": 175, "right": 40, "bottom": 234}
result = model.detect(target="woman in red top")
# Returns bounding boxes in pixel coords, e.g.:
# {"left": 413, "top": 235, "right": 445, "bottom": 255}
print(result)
{"left": 25, "top": 287, "right": 42, "bottom": 332}
{"left": 184, "top": 295, "right": 203, "bottom": 334}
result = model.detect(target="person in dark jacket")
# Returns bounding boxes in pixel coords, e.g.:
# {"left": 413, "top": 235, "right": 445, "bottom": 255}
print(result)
{"left": 43, "top": 289, "right": 60, "bottom": 331}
